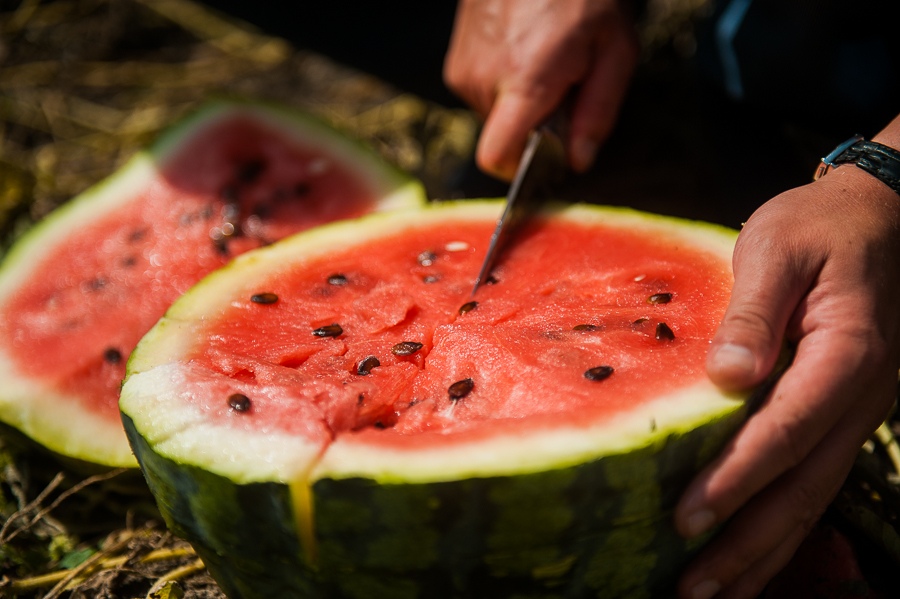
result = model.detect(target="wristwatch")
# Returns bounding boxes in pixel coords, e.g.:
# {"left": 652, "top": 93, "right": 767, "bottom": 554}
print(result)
{"left": 814, "top": 135, "right": 900, "bottom": 196}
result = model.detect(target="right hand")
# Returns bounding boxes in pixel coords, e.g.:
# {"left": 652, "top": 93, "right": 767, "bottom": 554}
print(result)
{"left": 443, "top": 0, "right": 640, "bottom": 180}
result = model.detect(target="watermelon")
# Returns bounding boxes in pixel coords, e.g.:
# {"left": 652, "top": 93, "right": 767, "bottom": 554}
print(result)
{"left": 0, "top": 100, "right": 426, "bottom": 469}
{"left": 120, "top": 200, "right": 753, "bottom": 598}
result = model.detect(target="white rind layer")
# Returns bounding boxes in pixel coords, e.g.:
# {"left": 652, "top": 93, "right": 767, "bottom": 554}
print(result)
{"left": 121, "top": 200, "right": 745, "bottom": 484}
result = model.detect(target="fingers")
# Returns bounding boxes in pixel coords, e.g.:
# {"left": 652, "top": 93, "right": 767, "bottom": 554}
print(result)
{"left": 705, "top": 218, "right": 817, "bottom": 392}
{"left": 680, "top": 331, "right": 869, "bottom": 535}
{"left": 678, "top": 313, "right": 896, "bottom": 597}
{"left": 477, "top": 86, "right": 564, "bottom": 180}
{"left": 567, "top": 11, "right": 639, "bottom": 172}
{"left": 677, "top": 397, "right": 873, "bottom": 599}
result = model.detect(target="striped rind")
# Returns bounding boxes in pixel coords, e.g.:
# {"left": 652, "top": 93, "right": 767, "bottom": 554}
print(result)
{"left": 0, "top": 100, "right": 426, "bottom": 468}
{"left": 123, "top": 394, "right": 747, "bottom": 598}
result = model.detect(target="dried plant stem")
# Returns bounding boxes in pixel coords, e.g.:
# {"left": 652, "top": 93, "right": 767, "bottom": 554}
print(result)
{"left": 0, "top": 472, "right": 65, "bottom": 543}
{"left": 6, "top": 544, "right": 197, "bottom": 593}
{"left": 876, "top": 421, "right": 900, "bottom": 476}
{"left": 41, "top": 529, "right": 137, "bottom": 599}
{"left": 145, "top": 558, "right": 207, "bottom": 598}
{"left": 0, "top": 468, "right": 128, "bottom": 545}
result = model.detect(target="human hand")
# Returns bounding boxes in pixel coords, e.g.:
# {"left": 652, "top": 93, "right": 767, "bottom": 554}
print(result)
{"left": 675, "top": 158, "right": 900, "bottom": 598}
{"left": 443, "top": 0, "right": 639, "bottom": 180}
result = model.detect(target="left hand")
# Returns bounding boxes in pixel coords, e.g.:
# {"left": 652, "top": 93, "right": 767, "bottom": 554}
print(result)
{"left": 675, "top": 161, "right": 900, "bottom": 598}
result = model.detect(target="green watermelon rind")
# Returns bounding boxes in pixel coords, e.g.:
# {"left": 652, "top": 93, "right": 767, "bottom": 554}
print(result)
{"left": 0, "top": 100, "right": 426, "bottom": 469}
{"left": 121, "top": 403, "right": 747, "bottom": 598}
{"left": 120, "top": 200, "right": 749, "bottom": 597}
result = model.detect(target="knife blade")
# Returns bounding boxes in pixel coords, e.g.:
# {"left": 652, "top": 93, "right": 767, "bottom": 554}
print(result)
{"left": 471, "top": 120, "right": 567, "bottom": 295}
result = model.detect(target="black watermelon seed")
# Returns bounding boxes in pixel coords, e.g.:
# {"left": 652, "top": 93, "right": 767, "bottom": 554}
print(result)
{"left": 128, "top": 228, "right": 147, "bottom": 243}
{"left": 252, "top": 203, "right": 272, "bottom": 219}
{"left": 103, "top": 347, "right": 122, "bottom": 364}
{"left": 458, "top": 301, "right": 478, "bottom": 315}
{"left": 237, "top": 159, "right": 264, "bottom": 183}
{"left": 485, "top": 274, "right": 499, "bottom": 285}
{"left": 655, "top": 322, "right": 676, "bottom": 341}
{"left": 356, "top": 355, "right": 381, "bottom": 375}
{"left": 212, "top": 239, "right": 230, "bottom": 256}
{"left": 228, "top": 393, "right": 252, "bottom": 412}
{"left": 448, "top": 378, "right": 474, "bottom": 401}
{"left": 417, "top": 251, "right": 437, "bottom": 266}
{"left": 423, "top": 275, "right": 441, "bottom": 284}
{"left": 584, "top": 366, "right": 614, "bottom": 381}
{"left": 648, "top": 293, "right": 673, "bottom": 305}
{"left": 573, "top": 324, "right": 602, "bottom": 332}
{"left": 86, "top": 277, "right": 107, "bottom": 291}
{"left": 327, "top": 273, "right": 349, "bottom": 286}
{"left": 220, "top": 185, "right": 238, "bottom": 203}
{"left": 250, "top": 292, "right": 279, "bottom": 304}
{"left": 392, "top": 341, "right": 424, "bottom": 356}
{"left": 312, "top": 323, "right": 343, "bottom": 338}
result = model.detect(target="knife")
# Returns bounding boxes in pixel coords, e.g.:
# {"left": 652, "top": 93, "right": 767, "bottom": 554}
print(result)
{"left": 471, "top": 116, "right": 567, "bottom": 295}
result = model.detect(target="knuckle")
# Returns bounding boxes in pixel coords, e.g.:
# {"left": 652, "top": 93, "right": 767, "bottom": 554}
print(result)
{"left": 785, "top": 481, "right": 830, "bottom": 533}
{"left": 721, "top": 304, "right": 780, "bottom": 347}
{"left": 766, "top": 415, "right": 809, "bottom": 471}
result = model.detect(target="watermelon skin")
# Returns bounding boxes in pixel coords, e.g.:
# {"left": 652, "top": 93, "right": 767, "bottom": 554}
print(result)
{"left": 310, "top": 414, "right": 742, "bottom": 599}
{"left": 123, "top": 409, "right": 746, "bottom": 599}
{"left": 122, "top": 395, "right": 745, "bottom": 599}
{"left": 0, "top": 99, "right": 426, "bottom": 469}
{"left": 120, "top": 200, "right": 753, "bottom": 598}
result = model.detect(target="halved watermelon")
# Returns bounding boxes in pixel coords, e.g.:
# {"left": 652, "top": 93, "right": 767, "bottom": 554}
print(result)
{"left": 0, "top": 100, "right": 426, "bottom": 469}
{"left": 121, "top": 200, "right": 751, "bottom": 598}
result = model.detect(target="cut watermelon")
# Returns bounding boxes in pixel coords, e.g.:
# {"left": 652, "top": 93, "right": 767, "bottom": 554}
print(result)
{"left": 121, "top": 200, "right": 752, "bottom": 598}
{"left": 0, "top": 100, "right": 426, "bottom": 469}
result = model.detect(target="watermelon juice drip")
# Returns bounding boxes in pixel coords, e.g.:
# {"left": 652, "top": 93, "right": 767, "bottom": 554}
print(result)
{"left": 184, "top": 217, "right": 731, "bottom": 442}
{"left": 0, "top": 113, "right": 378, "bottom": 418}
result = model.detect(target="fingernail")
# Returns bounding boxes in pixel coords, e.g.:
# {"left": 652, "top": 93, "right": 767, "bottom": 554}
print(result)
{"left": 707, "top": 343, "right": 755, "bottom": 377}
{"left": 571, "top": 138, "right": 597, "bottom": 172}
{"left": 686, "top": 509, "right": 716, "bottom": 537}
{"left": 691, "top": 579, "right": 721, "bottom": 599}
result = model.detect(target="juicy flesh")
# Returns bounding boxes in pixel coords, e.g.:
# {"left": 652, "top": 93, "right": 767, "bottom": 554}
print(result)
{"left": 189, "top": 217, "right": 732, "bottom": 447}
{"left": 0, "top": 114, "right": 377, "bottom": 419}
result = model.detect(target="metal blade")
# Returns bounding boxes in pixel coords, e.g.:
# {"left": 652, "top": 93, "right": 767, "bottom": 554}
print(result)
{"left": 472, "top": 123, "right": 566, "bottom": 295}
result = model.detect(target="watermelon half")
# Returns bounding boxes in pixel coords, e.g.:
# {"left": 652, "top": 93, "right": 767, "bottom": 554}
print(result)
{"left": 121, "top": 200, "right": 752, "bottom": 598}
{"left": 0, "top": 100, "right": 426, "bottom": 469}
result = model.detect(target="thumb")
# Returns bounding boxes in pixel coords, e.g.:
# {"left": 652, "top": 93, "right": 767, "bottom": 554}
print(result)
{"left": 707, "top": 231, "right": 812, "bottom": 392}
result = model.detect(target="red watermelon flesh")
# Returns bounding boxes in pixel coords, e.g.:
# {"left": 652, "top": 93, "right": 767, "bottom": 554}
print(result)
{"left": 193, "top": 218, "right": 726, "bottom": 442}
{"left": 124, "top": 202, "right": 740, "bottom": 482}
{"left": 0, "top": 101, "right": 424, "bottom": 467}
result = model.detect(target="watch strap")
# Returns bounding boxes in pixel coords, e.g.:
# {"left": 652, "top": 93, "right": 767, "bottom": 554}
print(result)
{"left": 815, "top": 136, "right": 900, "bottom": 196}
